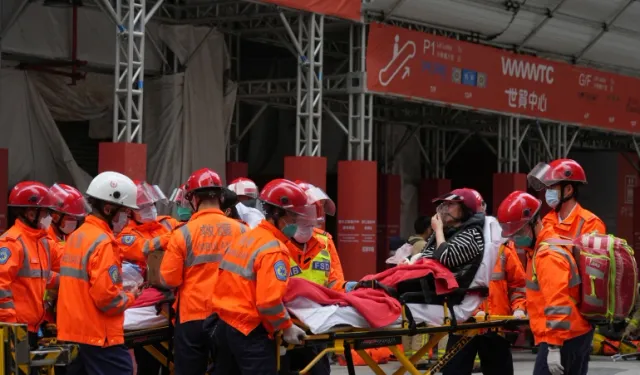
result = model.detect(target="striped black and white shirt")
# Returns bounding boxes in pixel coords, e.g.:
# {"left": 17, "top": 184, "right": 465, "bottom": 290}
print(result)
{"left": 421, "top": 227, "right": 484, "bottom": 269}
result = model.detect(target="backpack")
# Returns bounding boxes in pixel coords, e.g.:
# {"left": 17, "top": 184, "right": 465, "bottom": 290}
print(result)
{"left": 539, "top": 233, "right": 638, "bottom": 324}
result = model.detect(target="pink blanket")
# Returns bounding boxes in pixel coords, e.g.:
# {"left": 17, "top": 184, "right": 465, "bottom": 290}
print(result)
{"left": 284, "top": 278, "right": 401, "bottom": 328}
{"left": 361, "top": 258, "right": 459, "bottom": 295}
{"left": 130, "top": 288, "right": 171, "bottom": 308}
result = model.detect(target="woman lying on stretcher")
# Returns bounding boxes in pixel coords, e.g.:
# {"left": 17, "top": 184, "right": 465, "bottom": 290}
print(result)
{"left": 408, "top": 188, "right": 486, "bottom": 290}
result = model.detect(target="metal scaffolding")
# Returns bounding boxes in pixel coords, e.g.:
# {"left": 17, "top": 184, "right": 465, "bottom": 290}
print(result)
{"left": 347, "top": 24, "right": 373, "bottom": 161}
{"left": 93, "top": 0, "right": 162, "bottom": 143}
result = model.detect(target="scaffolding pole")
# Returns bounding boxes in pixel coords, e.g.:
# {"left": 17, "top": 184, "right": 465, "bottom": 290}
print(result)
{"left": 348, "top": 24, "right": 373, "bottom": 161}
{"left": 497, "top": 117, "right": 528, "bottom": 173}
{"left": 226, "top": 33, "right": 241, "bottom": 161}
{"left": 291, "top": 13, "right": 324, "bottom": 157}
{"left": 105, "top": 0, "right": 162, "bottom": 143}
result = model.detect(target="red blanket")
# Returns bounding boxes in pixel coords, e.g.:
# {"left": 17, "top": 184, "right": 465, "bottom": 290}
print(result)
{"left": 284, "top": 278, "right": 401, "bottom": 328}
{"left": 361, "top": 258, "right": 458, "bottom": 294}
{"left": 130, "top": 288, "right": 167, "bottom": 308}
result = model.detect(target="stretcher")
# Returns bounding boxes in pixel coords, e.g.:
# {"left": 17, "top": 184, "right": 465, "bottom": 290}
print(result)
{"left": 124, "top": 297, "right": 175, "bottom": 375}
{"left": 0, "top": 322, "right": 78, "bottom": 375}
{"left": 278, "top": 217, "right": 530, "bottom": 374}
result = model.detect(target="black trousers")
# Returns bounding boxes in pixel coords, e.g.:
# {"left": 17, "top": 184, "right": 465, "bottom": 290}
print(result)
{"left": 442, "top": 333, "right": 514, "bottom": 375}
{"left": 66, "top": 344, "right": 133, "bottom": 375}
{"left": 533, "top": 330, "right": 594, "bottom": 375}
{"left": 209, "top": 318, "right": 277, "bottom": 375}
{"left": 279, "top": 345, "right": 330, "bottom": 375}
{"left": 174, "top": 318, "right": 210, "bottom": 375}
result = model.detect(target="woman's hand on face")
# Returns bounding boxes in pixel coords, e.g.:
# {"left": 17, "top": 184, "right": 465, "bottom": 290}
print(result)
{"left": 431, "top": 213, "right": 444, "bottom": 232}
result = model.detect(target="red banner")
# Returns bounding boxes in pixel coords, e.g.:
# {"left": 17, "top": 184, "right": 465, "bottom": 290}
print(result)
{"left": 260, "top": 0, "right": 361, "bottom": 22}
{"left": 367, "top": 23, "right": 640, "bottom": 134}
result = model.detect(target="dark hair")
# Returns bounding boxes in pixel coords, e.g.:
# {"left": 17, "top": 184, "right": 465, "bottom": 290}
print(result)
{"left": 414, "top": 216, "right": 430, "bottom": 235}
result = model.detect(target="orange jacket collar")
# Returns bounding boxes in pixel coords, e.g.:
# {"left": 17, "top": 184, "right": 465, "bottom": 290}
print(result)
{"left": 14, "top": 218, "right": 48, "bottom": 239}
{"left": 85, "top": 215, "right": 116, "bottom": 239}
{"left": 258, "top": 219, "right": 290, "bottom": 244}
{"left": 191, "top": 208, "right": 224, "bottom": 221}
{"left": 132, "top": 220, "right": 165, "bottom": 233}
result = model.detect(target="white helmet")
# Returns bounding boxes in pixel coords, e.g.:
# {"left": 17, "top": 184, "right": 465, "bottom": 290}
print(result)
{"left": 228, "top": 177, "right": 258, "bottom": 199}
{"left": 86, "top": 171, "right": 139, "bottom": 209}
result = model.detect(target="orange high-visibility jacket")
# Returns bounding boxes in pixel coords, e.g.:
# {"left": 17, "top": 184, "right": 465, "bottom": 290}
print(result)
{"left": 480, "top": 241, "right": 526, "bottom": 315}
{"left": 210, "top": 220, "right": 293, "bottom": 336}
{"left": 159, "top": 208, "right": 246, "bottom": 323}
{"left": 57, "top": 215, "right": 135, "bottom": 346}
{"left": 542, "top": 203, "right": 606, "bottom": 240}
{"left": 285, "top": 228, "right": 347, "bottom": 291}
{"left": 525, "top": 235, "right": 592, "bottom": 346}
{"left": 118, "top": 218, "right": 175, "bottom": 268}
{"left": 0, "top": 220, "right": 60, "bottom": 332}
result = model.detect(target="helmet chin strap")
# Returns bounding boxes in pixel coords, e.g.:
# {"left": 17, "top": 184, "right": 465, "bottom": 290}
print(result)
{"left": 20, "top": 208, "right": 42, "bottom": 229}
{"left": 554, "top": 183, "right": 574, "bottom": 213}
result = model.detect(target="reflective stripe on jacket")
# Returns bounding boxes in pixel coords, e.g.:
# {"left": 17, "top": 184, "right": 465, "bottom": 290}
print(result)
{"left": 481, "top": 241, "right": 526, "bottom": 316}
{"left": 541, "top": 203, "right": 606, "bottom": 240}
{"left": 159, "top": 208, "right": 246, "bottom": 323}
{"left": 525, "top": 237, "right": 591, "bottom": 346}
{"left": 211, "top": 220, "right": 293, "bottom": 335}
{"left": 0, "top": 220, "right": 60, "bottom": 332}
{"left": 57, "top": 215, "right": 135, "bottom": 346}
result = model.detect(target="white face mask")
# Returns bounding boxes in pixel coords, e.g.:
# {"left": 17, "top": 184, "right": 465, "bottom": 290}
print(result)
{"left": 60, "top": 219, "right": 78, "bottom": 235}
{"left": 135, "top": 205, "right": 158, "bottom": 223}
{"left": 39, "top": 214, "right": 52, "bottom": 231}
{"left": 112, "top": 211, "right": 129, "bottom": 234}
{"left": 293, "top": 225, "right": 314, "bottom": 244}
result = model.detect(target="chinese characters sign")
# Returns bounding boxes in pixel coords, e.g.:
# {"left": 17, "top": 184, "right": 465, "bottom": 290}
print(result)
{"left": 259, "top": 0, "right": 361, "bottom": 21}
{"left": 366, "top": 23, "right": 640, "bottom": 133}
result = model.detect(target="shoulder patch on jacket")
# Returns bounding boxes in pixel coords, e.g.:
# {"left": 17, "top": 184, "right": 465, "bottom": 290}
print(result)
{"left": 121, "top": 235, "right": 136, "bottom": 246}
{"left": 0, "top": 247, "right": 11, "bottom": 265}
{"left": 108, "top": 265, "right": 121, "bottom": 284}
{"left": 274, "top": 260, "right": 287, "bottom": 282}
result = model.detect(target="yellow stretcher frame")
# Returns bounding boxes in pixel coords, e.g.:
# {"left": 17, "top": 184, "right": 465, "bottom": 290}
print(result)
{"left": 0, "top": 323, "right": 78, "bottom": 375}
{"left": 277, "top": 308, "right": 529, "bottom": 375}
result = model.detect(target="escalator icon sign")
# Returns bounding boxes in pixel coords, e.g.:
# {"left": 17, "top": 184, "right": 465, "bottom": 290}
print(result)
{"left": 378, "top": 35, "right": 417, "bottom": 87}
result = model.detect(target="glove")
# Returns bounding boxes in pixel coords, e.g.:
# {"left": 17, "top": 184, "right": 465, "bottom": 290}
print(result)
{"left": 624, "top": 319, "right": 639, "bottom": 337}
{"left": 546, "top": 347, "right": 563, "bottom": 375}
{"left": 513, "top": 309, "right": 526, "bottom": 319}
{"left": 345, "top": 281, "right": 358, "bottom": 293}
{"left": 283, "top": 324, "right": 306, "bottom": 345}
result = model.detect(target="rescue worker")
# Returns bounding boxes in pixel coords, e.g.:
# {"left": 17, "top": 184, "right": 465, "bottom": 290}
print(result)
{"left": 158, "top": 168, "right": 247, "bottom": 375}
{"left": 279, "top": 181, "right": 345, "bottom": 375}
{"left": 170, "top": 184, "right": 193, "bottom": 222}
{"left": 48, "top": 183, "right": 89, "bottom": 243}
{"left": 119, "top": 181, "right": 177, "bottom": 270}
{"left": 0, "top": 181, "right": 60, "bottom": 347}
{"left": 527, "top": 159, "right": 606, "bottom": 238}
{"left": 229, "top": 177, "right": 265, "bottom": 228}
{"left": 497, "top": 191, "right": 593, "bottom": 375}
{"left": 57, "top": 171, "right": 140, "bottom": 375}
{"left": 206, "top": 178, "right": 315, "bottom": 374}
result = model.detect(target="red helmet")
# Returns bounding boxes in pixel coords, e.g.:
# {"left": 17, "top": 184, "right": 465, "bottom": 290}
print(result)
{"left": 294, "top": 180, "right": 336, "bottom": 221}
{"left": 228, "top": 177, "right": 258, "bottom": 199}
{"left": 260, "top": 179, "right": 316, "bottom": 221}
{"left": 496, "top": 191, "right": 542, "bottom": 237}
{"left": 9, "top": 181, "right": 53, "bottom": 208}
{"left": 433, "top": 188, "right": 484, "bottom": 213}
{"left": 465, "top": 188, "right": 486, "bottom": 213}
{"left": 184, "top": 168, "right": 223, "bottom": 198}
{"left": 527, "top": 159, "right": 587, "bottom": 191}
{"left": 48, "top": 183, "right": 90, "bottom": 217}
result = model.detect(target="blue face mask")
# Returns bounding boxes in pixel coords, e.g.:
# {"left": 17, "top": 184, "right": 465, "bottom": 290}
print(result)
{"left": 545, "top": 189, "right": 560, "bottom": 209}
{"left": 513, "top": 235, "right": 533, "bottom": 248}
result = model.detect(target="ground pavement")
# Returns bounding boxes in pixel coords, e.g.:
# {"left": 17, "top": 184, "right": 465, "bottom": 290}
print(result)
{"left": 330, "top": 352, "right": 639, "bottom": 374}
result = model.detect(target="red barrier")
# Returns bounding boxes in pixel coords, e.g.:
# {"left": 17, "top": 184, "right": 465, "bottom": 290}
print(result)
{"left": 492, "top": 173, "right": 527, "bottom": 215}
{"left": 377, "top": 174, "right": 401, "bottom": 272}
{"left": 260, "top": 0, "right": 361, "bottom": 22}
{"left": 226, "top": 162, "right": 249, "bottom": 185}
{"left": 98, "top": 142, "right": 147, "bottom": 182}
{"left": 366, "top": 23, "right": 640, "bottom": 133}
{"left": 0, "top": 149, "right": 8, "bottom": 232}
{"left": 284, "top": 156, "right": 327, "bottom": 191}
{"left": 337, "top": 161, "right": 377, "bottom": 280}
